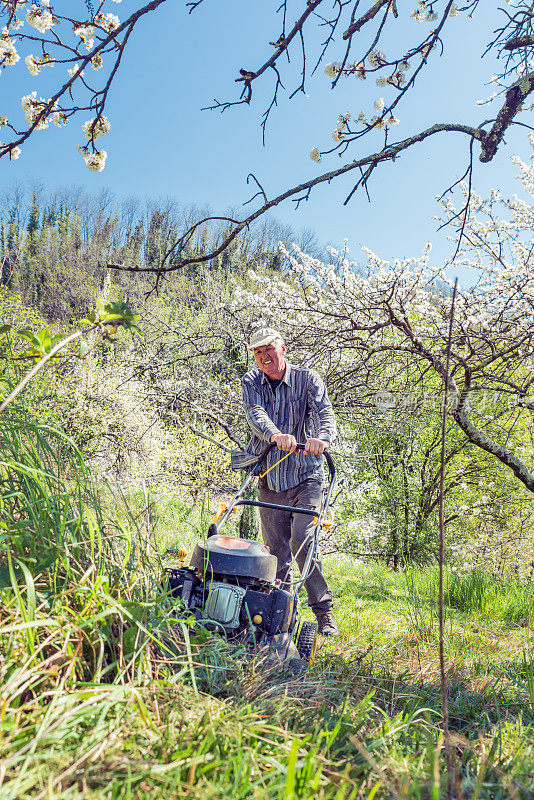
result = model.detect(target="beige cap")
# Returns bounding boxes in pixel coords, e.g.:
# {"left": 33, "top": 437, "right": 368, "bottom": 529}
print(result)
{"left": 248, "top": 326, "right": 283, "bottom": 349}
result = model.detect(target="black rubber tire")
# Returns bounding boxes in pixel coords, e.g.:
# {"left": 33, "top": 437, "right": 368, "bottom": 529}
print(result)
{"left": 284, "top": 658, "right": 308, "bottom": 680}
{"left": 296, "top": 621, "right": 318, "bottom": 665}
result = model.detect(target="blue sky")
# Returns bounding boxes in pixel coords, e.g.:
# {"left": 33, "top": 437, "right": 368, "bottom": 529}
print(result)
{"left": 0, "top": 1, "right": 530, "bottom": 269}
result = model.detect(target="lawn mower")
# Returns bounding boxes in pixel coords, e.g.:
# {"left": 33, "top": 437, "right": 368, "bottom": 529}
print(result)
{"left": 163, "top": 442, "right": 336, "bottom": 673}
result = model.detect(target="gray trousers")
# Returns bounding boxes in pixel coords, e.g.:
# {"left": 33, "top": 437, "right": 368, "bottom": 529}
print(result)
{"left": 258, "top": 477, "right": 333, "bottom": 615}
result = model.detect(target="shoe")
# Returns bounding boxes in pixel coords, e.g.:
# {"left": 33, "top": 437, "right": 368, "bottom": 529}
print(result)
{"left": 316, "top": 611, "right": 339, "bottom": 637}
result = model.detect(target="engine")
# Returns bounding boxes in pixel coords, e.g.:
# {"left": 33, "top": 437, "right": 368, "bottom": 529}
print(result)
{"left": 164, "top": 535, "right": 298, "bottom": 641}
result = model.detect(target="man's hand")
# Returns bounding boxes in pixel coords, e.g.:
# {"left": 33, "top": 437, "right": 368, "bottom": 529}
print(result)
{"left": 304, "top": 438, "right": 329, "bottom": 455}
{"left": 271, "top": 433, "right": 297, "bottom": 452}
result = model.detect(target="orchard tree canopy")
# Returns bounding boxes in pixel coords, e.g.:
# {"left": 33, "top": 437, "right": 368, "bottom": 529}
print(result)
{"left": 228, "top": 145, "right": 534, "bottom": 495}
{"left": 1, "top": 1, "right": 534, "bottom": 278}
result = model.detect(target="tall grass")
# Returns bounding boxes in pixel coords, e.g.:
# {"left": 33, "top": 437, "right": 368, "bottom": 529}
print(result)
{"left": 2, "top": 412, "right": 534, "bottom": 797}
{"left": 399, "top": 567, "right": 534, "bottom": 626}
{"left": 443, "top": 570, "right": 533, "bottom": 624}
{"left": 0, "top": 411, "right": 184, "bottom": 693}
{"left": 0, "top": 413, "right": 124, "bottom": 585}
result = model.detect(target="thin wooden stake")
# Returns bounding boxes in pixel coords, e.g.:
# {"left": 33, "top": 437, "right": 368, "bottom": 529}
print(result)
{"left": 142, "top": 478, "right": 150, "bottom": 558}
{"left": 439, "top": 278, "right": 458, "bottom": 799}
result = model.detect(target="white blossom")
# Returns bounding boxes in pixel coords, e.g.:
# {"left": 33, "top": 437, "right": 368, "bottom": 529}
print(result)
{"left": 82, "top": 115, "right": 111, "bottom": 140}
{"left": 78, "top": 146, "right": 107, "bottom": 172}
{"left": 68, "top": 64, "right": 85, "bottom": 78}
{"left": 368, "top": 51, "right": 385, "bottom": 67}
{"left": 26, "top": 5, "right": 55, "bottom": 33}
{"left": 324, "top": 62, "right": 340, "bottom": 78}
{"left": 0, "top": 38, "right": 20, "bottom": 65}
{"left": 52, "top": 111, "right": 67, "bottom": 127}
{"left": 411, "top": 7, "right": 424, "bottom": 22}
{"left": 95, "top": 12, "right": 120, "bottom": 32}
{"left": 21, "top": 91, "right": 50, "bottom": 129}
{"left": 374, "top": 97, "right": 385, "bottom": 112}
{"left": 7, "top": 17, "right": 23, "bottom": 31}
{"left": 25, "top": 54, "right": 40, "bottom": 76}
{"left": 74, "top": 26, "right": 94, "bottom": 51}
{"left": 310, "top": 147, "right": 321, "bottom": 163}
{"left": 0, "top": 141, "right": 21, "bottom": 160}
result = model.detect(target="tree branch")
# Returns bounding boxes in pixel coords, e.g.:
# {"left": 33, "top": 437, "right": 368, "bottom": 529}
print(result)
{"left": 189, "top": 423, "right": 233, "bottom": 454}
{"left": 386, "top": 309, "right": 534, "bottom": 494}
{"left": 109, "top": 121, "right": 486, "bottom": 276}
{"left": 452, "top": 403, "right": 534, "bottom": 492}
{"left": 342, "top": 0, "right": 393, "bottom": 40}
{"left": 503, "top": 35, "right": 534, "bottom": 51}
{"left": 480, "top": 70, "right": 534, "bottom": 162}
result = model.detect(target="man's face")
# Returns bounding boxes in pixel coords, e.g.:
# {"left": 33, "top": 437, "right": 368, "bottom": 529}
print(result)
{"left": 253, "top": 339, "right": 286, "bottom": 379}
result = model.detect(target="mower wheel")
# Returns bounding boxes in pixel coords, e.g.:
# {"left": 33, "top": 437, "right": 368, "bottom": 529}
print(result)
{"left": 296, "top": 621, "right": 318, "bottom": 666}
{"left": 284, "top": 658, "right": 308, "bottom": 680}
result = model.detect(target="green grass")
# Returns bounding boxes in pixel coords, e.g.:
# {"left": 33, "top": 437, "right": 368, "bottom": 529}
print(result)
{"left": 2, "top": 414, "right": 534, "bottom": 798}
{"left": 442, "top": 569, "right": 534, "bottom": 624}
{"left": 322, "top": 559, "right": 534, "bottom": 725}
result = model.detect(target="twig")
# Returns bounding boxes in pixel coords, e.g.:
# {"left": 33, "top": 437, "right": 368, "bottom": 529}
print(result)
{"left": 189, "top": 423, "right": 233, "bottom": 454}
{"left": 342, "top": 0, "right": 391, "bottom": 40}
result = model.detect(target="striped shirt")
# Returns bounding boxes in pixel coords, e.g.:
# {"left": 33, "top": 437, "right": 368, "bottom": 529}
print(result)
{"left": 241, "top": 363, "right": 337, "bottom": 491}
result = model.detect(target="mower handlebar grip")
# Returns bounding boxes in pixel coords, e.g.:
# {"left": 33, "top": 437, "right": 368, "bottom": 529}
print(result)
{"left": 252, "top": 441, "right": 335, "bottom": 482}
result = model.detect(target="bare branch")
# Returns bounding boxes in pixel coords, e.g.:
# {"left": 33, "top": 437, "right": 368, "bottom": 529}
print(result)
{"left": 109, "top": 122, "right": 486, "bottom": 276}
{"left": 342, "top": 0, "right": 392, "bottom": 40}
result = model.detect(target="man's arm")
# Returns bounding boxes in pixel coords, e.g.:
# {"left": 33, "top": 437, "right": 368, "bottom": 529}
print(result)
{"left": 305, "top": 370, "right": 337, "bottom": 455}
{"left": 242, "top": 377, "right": 281, "bottom": 442}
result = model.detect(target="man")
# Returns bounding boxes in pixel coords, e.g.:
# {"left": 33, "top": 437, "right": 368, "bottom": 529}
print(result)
{"left": 241, "top": 326, "right": 339, "bottom": 637}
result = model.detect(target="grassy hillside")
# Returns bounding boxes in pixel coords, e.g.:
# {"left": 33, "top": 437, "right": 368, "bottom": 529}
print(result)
{"left": 1, "top": 418, "right": 533, "bottom": 799}
{"left": 1, "top": 280, "right": 533, "bottom": 798}
{"left": 2, "top": 552, "right": 533, "bottom": 798}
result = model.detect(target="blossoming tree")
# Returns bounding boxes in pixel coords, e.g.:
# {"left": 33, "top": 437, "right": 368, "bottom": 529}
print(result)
{"left": 229, "top": 142, "right": 534, "bottom": 501}
{"left": 0, "top": 0, "right": 166, "bottom": 170}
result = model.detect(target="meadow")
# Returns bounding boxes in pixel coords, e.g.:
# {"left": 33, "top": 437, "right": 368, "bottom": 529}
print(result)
{"left": 1, "top": 413, "right": 533, "bottom": 800}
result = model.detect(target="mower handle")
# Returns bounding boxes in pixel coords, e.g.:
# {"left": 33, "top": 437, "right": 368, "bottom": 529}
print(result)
{"left": 207, "top": 442, "right": 336, "bottom": 537}
{"left": 250, "top": 441, "right": 335, "bottom": 483}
